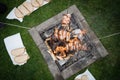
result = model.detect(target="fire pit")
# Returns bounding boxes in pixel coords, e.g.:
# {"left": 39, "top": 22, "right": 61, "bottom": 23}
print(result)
{"left": 40, "top": 13, "right": 95, "bottom": 70}
{"left": 29, "top": 5, "right": 108, "bottom": 80}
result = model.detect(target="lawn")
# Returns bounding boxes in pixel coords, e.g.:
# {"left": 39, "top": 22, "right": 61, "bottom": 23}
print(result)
{"left": 0, "top": 0, "right": 120, "bottom": 80}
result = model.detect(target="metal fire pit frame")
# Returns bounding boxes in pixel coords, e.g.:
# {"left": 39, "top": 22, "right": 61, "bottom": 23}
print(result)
{"left": 29, "top": 5, "right": 108, "bottom": 80}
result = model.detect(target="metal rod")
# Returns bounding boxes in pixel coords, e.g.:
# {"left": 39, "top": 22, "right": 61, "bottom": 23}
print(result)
{"left": 67, "top": 0, "right": 71, "bottom": 14}
{"left": 0, "top": 22, "right": 31, "bottom": 30}
{"left": 98, "top": 32, "right": 120, "bottom": 40}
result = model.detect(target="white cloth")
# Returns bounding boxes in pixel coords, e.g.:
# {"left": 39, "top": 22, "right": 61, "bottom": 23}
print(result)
{"left": 6, "top": 0, "right": 48, "bottom": 22}
{"left": 4, "top": 33, "right": 27, "bottom": 65}
{"left": 75, "top": 69, "right": 96, "bottom": 80}
{"left": 6, "top": 7, "right": 23, "bottom": 22}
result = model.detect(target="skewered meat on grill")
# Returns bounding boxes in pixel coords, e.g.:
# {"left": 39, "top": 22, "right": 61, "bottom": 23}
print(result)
{"left": 66, "top": 37, "right": 80, "bottom": 51}
{"left": 59, "top": 29, "right": 64, "bottom": 40}
{"left": 73, "top": 38, "right": 80, "bottom": 51}
{"left": 62, "top": 29, "right": 67, "bottom": 40}
{"left": 61, "top": 14, "right": 71, "bottom": 27}
{"left": 66, "top": 32, "right": 70, "bottom": 41}
{"left": 68, "top": 39, "right": 74, "bottom": 51}
{"left": 54, "top": 28, "right": 59, "bottom": 39}
{"left": 54, "top": 28, "right": 70, "bottom": 41}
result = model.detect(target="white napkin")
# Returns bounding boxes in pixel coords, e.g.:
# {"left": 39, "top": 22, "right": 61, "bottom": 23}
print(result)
{"left": 75, "top": 69, "right": 96, "bottom": 80}
{"left": 4, "top": 33, "right": 27, "bottom": 65}
{"left": 6, "top": 0, "right": 49, "bottom": 22}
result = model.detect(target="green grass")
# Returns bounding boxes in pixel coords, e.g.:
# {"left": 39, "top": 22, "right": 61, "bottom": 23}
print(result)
{"left": 0, "top": 0, "right": 120, "bottom": 80}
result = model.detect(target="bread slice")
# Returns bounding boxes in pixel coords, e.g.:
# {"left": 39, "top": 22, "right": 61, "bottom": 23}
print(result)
{"left": 23, "top": 1, "right": 34, "bottom": 13}
{"left": 18, "top": 5, "right": 30, "bottom": 16}
{"left": 31, "top": 0, "right": 40, "bottom": 8}
{"left": 14, "top": 8, "right": 24, "bottom": 18}
{"left": 14, "top": 54, "right": 30, "bottom": 64}
{"left": 11, "top": 47, "right": 25, "bottom": 56}
{"left": 36, "top": 0, "right": 44, "bottom": 7}
{"left": 81, "top": 75, "right": 88, "bottom": 80}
